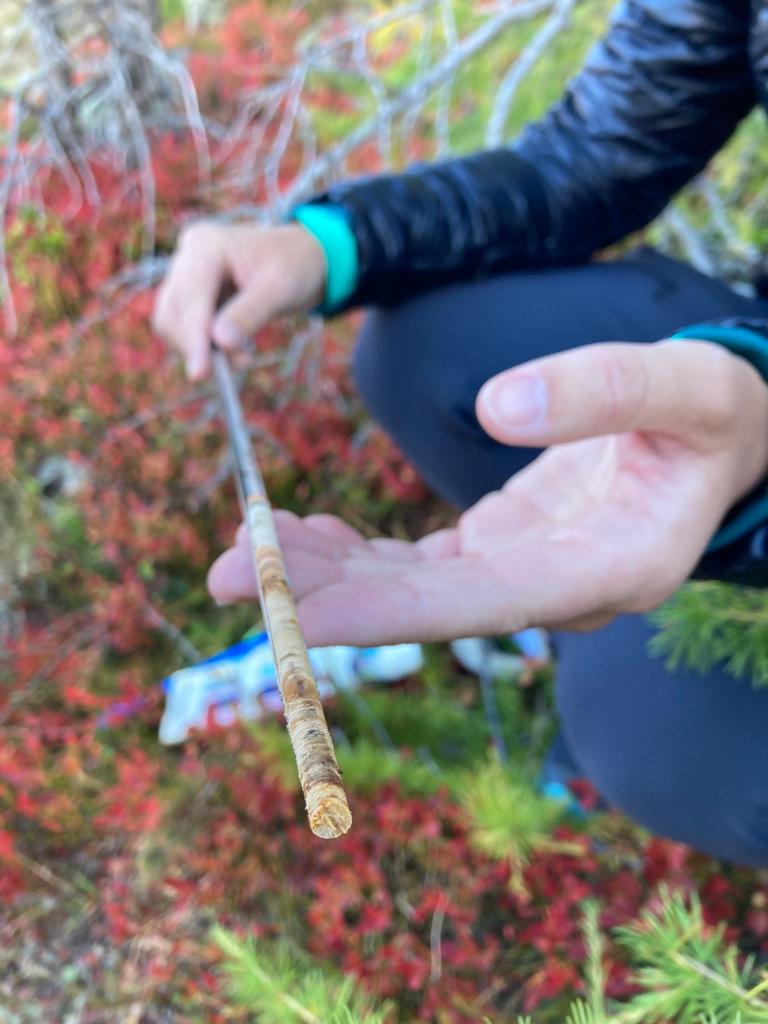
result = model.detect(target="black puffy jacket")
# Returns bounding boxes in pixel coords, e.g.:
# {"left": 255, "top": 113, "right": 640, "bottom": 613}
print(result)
{"left": 315, "top": 0, "right": 762, "bottom": 307}
{"left": 310, "top": 0, "right": 768, "bottom": 586}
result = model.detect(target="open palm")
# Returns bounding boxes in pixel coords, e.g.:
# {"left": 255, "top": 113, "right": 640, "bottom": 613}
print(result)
{"left": 208, "top": 341, "right": 768, "bottom": 646}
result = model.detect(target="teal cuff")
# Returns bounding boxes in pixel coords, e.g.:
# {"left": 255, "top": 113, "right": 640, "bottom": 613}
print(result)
{"left": 672, "top": 323, "right": 768, "bottom": 552}
{"left": 291, "top": 204, "right": 359, "bottom": 315}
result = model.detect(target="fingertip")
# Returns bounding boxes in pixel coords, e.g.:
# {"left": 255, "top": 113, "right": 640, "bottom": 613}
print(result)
{"left": 273, "top": 509, "right": 302, "bottom": 537}
{"left": 475, "top": 377, "right": 497, "bottom": 431}
{"left": 212, "top": 317, "right": 249, "bottom": 351}
{"left": 184, "top": 338, "right": 211, "bottom": 381}
{"left": 206, "top": 553, "right": 229, "bottom": 603}
{"left": 415, "top": 528, "right": 460, "bottom": 560}
{"left": 302, "top": 514, "right": 367, "bottom": 548}
{"left": 476, "top": 371, "right": 549, "bottom": 442}
{"left": 186, "top": 357, "right": 208, "bottom": 382}
{"left": 207, "top": 546, "right": 258, "bottom": 604}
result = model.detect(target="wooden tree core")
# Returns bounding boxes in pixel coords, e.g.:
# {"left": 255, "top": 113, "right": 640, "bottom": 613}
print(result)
{"left": 248, "top": 495, "right": 351, "bottom": 839}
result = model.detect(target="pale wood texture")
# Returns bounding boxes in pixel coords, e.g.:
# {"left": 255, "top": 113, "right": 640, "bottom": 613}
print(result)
{"left": 246, "top": 494, "right": 352, "bottom": 839}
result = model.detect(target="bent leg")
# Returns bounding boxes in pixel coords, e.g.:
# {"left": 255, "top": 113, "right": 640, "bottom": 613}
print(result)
{"left": 353, "top": 248, "right": 767, "bottom": 507}
{"left": 555, "top": 616, "right": 768, "bottom": 867}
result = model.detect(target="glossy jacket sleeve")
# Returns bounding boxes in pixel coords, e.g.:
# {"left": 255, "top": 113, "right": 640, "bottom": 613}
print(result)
{"left": 307, "top": 0, "right": 754, "bottom": 309}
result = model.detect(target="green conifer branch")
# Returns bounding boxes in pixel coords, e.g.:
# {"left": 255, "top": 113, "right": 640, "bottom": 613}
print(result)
{"left": 565, "top": 1004, "right": 602, "bottom": 1024}
{"left": 213, "top": 885, "right": 768, "bottom": 1024}
{"left": 650, "top": 582, "right": 768, "bottom": 687}
{"left": 609, "top": 888, "right": 768, "bottom": 1023}
{"left": 212, "top": 927, "right": 391, "bottom": 1024}
{"left": 459, "top": 755, "right": 576, "bottom": 870}
{"left": 550, "top": 892, "right": 768, "bottom": 1024}
{"left": 582, "top": 901, "right": 608, "bottom": 1023}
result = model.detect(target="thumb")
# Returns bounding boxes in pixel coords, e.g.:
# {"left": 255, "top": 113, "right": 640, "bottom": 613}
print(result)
{"left": 211, "top": 280, "right": 278, "bottom": 351}
{"left": 476, "top": 340, "right": 743, "bottom": 448}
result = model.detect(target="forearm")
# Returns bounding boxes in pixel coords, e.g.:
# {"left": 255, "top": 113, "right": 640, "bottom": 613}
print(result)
{"left": 300, "top": 0, "right": 753, "bottom": 311}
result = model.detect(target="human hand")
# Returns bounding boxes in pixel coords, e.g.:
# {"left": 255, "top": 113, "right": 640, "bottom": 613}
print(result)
{"left": 208, "top": 340, "right": 768, "bottom": 646}
{"left": 152, "top": 221, "right": 327, "bottom": 380}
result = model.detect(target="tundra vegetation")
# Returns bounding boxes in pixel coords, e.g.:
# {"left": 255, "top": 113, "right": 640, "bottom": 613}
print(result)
{"left": 3, "top": 1, "right": 768, "bottom": 1020}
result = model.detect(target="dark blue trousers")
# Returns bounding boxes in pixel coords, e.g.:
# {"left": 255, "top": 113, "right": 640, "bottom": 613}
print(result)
{"left": 353, "top": 247, "right": 768, "bottom": 867}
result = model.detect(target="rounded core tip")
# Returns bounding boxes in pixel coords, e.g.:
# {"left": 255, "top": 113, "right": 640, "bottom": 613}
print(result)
{"left": 309, "top": 794, "right": 353, "bottom": 839}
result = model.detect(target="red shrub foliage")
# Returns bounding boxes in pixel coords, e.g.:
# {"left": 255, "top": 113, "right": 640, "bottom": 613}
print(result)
{"left": 4, "top": 705, "right": 765, "bottom": 1021}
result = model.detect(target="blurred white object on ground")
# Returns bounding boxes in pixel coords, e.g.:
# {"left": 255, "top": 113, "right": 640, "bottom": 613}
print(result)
{"left": 159, "top": 632, "right": 424, "bottom": 745}
{"left": 450, "top": 629, "right": 550, "bottom": 679}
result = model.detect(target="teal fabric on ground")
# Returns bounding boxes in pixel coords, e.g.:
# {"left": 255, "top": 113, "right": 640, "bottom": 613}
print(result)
{"left": 673, "top": 324, "right": 768, "bottom": 552}
{"left": 291, "top": 204, "right": 359, "bottom": 315}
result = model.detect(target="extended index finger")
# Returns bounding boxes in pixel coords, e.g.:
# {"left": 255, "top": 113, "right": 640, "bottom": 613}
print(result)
{"left": 152, "top": 226, "right": 226, "bottom": 380}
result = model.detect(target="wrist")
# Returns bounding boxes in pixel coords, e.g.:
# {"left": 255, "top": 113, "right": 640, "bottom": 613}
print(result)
{"left": 720, "top": 347, "right": 768, "bottom": 501}
{"left": 671, "top": 323, "right": 768, "bottom": 499}
{"left": 689, "top": 342, "right": 768, "bottom": 552}
{"left": 290, "top": 204, "right": 359, "bottom": 315}
{"left": 276, "top": 224, "right": 327, "bottom": 311}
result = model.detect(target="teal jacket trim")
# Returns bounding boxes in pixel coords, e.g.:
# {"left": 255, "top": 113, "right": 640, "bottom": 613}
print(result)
{"left": 672, "top": 323, "right": 768, "bottom": 553}
{"left": 291, "top": 204, "right": 359, "bottom": 315}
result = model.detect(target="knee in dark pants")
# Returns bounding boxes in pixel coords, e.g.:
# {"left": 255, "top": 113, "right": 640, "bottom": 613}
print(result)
{"left": 352, "top": 305, "right": 500, "bottom": 507}
{"left": 559, "top": 699, "right": 768, "bottom": 867}
{"left": 352, "top": 302, "right": 542, "bottom": 507}
{"left": 352, "top": 305, "right": 479, "bottom": 443}
{"left": 555, "top": 620, "right": 768, "bottom": 868}
{"left": 352, "top": 308, "right": 417, "bottom": 434}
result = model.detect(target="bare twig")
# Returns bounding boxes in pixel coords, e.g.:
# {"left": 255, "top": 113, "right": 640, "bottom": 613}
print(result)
{"left": 429, "top": 893, "right": 450, "bottom": 981}
{"left": 1, "top": 0, "right": 211, "bottom": 333}
{"left": 486, "top": 0, "right": 577, "bottom": 147}
{"left": 657, "top": 206, "right": 716, "bottom": 277}
{"left": 143, "top": 600, "right": 202, "bottom": 663}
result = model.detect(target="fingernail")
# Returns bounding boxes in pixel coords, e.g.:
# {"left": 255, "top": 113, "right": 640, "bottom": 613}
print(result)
{"left": 484, "top": 374, "right": 548, "bottom": 427}
{"left": 213, "top": 319, "right": 248, "bottom": 349}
